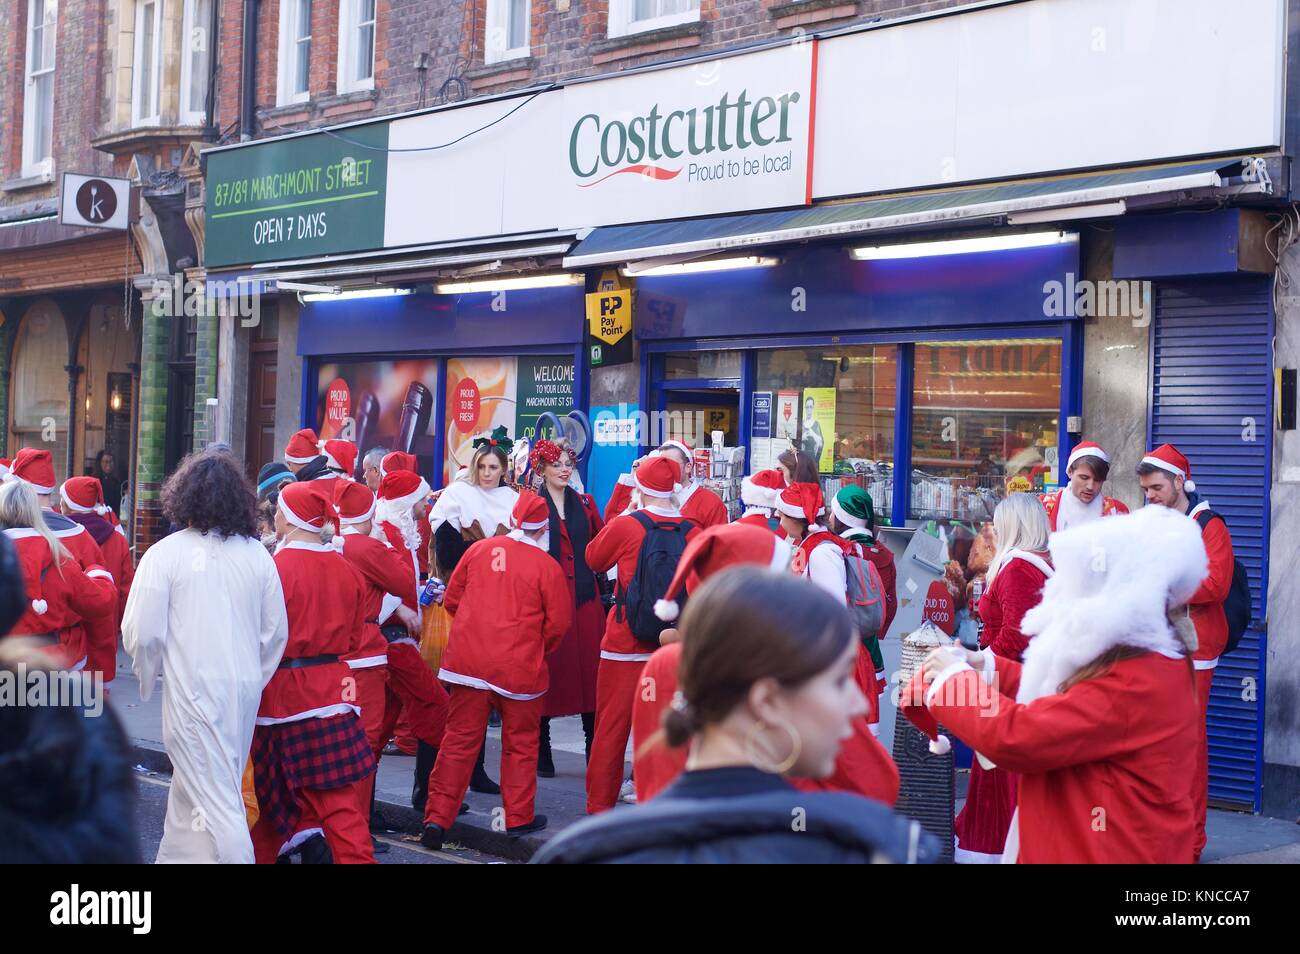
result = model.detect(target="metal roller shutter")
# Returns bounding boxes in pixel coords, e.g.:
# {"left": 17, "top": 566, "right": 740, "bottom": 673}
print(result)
{"left": 1150, "top": 278, "right": 1271, "bottom": 810}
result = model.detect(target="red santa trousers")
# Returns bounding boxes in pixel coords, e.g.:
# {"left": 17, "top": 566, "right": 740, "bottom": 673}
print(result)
{"left": 1192, "top": 668, "right": 1214, "bottom": 862}
{"left": 954, "top": 760, "right": 1018, "bottom": 863}
{"left": 251, "top": 782, "right": 376, "bottom": 864}
{"left": 352, "top": 666, "right": 387, "bottom": 813}
{"left": 377, "top": 642, "right": 448, "bottom": 749}
{"left": 425, "top": 685, "right": 543, "bottom": 830}
{"left": 586, "top": 657, "right": 646, "bottom": 814}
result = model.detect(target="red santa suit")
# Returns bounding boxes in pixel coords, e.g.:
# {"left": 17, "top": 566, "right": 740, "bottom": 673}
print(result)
{"left": 735, "top": 468, "right": 788, "bottom": 537}
{"left": 382, "top": 451, "right": 435, "bottom": 577}
{"left": 251, "top": 483, "right": 375, "bottom": 864}
{"left": 911, "top": 503, "right": 1205, "bottom": 863}
{"left": 1042, "top": 441, "right": 1129, "bottom": 532}
{"left": 371, "top": 470, "right": 449, "bottom": 752}
{"left": 585, "top": 455, "right": 699, "bottom": 814}
{"left": 2, "top": 527, "right": 116, "bottom": 670}
{"left": 603, "top": 444, "right": 729, "bottom": 528}
{"left": 60, "top": 476, "right": 134, "bottom": 686}
{"left": 954, "top": 548, "right": 1052, "bottom": 863}
{"left": 425, "top": 493, "right": 571, "bottom": 831}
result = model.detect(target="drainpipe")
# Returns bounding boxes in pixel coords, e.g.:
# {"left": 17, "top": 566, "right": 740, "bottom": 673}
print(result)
{"left": 240, "top": 0, "right": 260, "bottom": 141}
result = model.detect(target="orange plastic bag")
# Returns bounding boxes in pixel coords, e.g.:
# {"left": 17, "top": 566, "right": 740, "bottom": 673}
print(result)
{"left": 242, "top": 757, "right": 259, "bottom": 830}
{"left": 420, "top": 602, "right": 453, "bottom": 675}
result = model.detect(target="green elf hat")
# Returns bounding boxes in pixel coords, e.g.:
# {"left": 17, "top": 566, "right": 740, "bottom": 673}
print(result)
{"left": 832, "top": 485, "right": 876, "bottom": 538}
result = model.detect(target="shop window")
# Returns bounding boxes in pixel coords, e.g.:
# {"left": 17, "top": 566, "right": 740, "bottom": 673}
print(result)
{"left": 277, "top": 0, "right": 312, "bottom": 106}
{"left": 485, "top": 0, "right": 529, "bottom": 65}
{"left": 11, "top": 302, "right": 69, "bottom": 478}
{"left": 22, "top": 0, "right": 57, "bottom": 177}
{"left": 754, "top": 345, "right": 896, "bottom": 513}
{"left": 337, "top": 0, "right": 376, "bottom": 94}
{"left": 180, "top": 0, "right": 213, "bottom": 124}
{"left": 910, "top": 339, "right": 1062, "bottom": 524}
{"left": 132, "top": 0, "right": 163, "bottom": 126}
{"left": 608, "top": 0, "right": 699, "bottom": 38}
{"left": 662, "top": 350, "right": 741, "bottom": 381}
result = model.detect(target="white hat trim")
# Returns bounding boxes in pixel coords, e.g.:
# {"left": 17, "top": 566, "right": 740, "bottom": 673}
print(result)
{"left": 634, "top": 474, "right": 681, "bottom": 498}
{"left": 1068, "top": 445, "right": 1110, "bottom": 469}
{"left": 830, "top": 497, "right": 868, "bottom": 530}
{"left": 381, "top": 479, "right": 432, "bottom": 513}
{"left": 278, "top": 493, "right": 326, "bottom": 532}
{"left": 336, "top": 497, "right": 376, "bottom": 525}
{"left": 1141, "top": 454, "right": 1185, "bottom": 480}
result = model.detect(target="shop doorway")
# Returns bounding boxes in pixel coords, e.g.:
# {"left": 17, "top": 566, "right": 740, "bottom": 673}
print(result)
{"left": 661, "top": 387, "right": 739, "bottom": 448}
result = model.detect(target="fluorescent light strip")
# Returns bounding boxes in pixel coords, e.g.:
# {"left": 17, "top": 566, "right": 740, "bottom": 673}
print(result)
{"left": 301, "top": 287, "right": 412, "bottom": 302}
{"left": 850, "top": 231, "right": 1076, "bottom": 260}
{"left": 622, "top": 256, "right": 780, "bottom": 277}
{"left": 434, "top": 273, "right": 583, "bottom": 294}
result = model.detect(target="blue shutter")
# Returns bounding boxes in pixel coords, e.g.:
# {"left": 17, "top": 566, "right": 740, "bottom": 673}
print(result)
{"left": 1150, "top": 278, "right": 1271, "bottom": 811}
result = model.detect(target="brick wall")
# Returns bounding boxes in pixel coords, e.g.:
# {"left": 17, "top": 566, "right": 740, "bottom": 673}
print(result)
{"left": 208, "top": 0, "right": 970, "bottom": 140}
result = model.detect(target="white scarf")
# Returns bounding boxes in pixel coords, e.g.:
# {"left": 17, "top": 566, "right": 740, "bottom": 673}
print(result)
{"left": 1055, "top": 487, "right": 1103, "bottom": 532}
{"left": 429, "top": 479, "right": 518, "bottom": 536}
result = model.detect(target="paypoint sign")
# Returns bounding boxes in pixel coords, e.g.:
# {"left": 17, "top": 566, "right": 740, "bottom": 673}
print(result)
{"left": 586, "top": 289, "right": 633, "bottom": 367}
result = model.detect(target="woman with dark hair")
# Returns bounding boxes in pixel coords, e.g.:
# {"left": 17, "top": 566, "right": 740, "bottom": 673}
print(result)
{"left": 528, "top": 438, "right": 604, "bottom": 775}
{"left": 123, "top": 450, "right": 289, "bottom": 863}
{"left": 777, "top": 447, "right": 820, "bottom": 486}
{"left": 88, "top": 449, "right": 123, "bottom": 516}
{"left": 534, "top": 568, "right": 935, "bottom": 864}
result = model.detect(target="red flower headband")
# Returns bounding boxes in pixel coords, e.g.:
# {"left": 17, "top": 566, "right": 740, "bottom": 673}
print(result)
{"left": 529, "top": 439, "right": 571, "bottom": 471}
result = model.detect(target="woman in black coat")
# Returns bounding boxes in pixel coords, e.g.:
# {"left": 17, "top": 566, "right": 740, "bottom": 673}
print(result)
{"left": 533, "top": 568, "right": 936, "bottom": 864}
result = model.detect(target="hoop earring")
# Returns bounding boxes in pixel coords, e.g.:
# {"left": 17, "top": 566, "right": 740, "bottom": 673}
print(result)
{"left": 745, "top": 714, "right": 802, "bottom": 775}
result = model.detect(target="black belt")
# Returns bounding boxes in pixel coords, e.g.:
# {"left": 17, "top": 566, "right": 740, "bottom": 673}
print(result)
{"left": 277, "top": 654, "right": 340, "bottom": 670}
{"left": 380, "top": 623, "right": 410, "bottom": 643}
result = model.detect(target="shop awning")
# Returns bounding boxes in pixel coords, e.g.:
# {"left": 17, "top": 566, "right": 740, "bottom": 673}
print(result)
{"left": 208, "top": 229, "right": 579, "bottom": 293}
{"left": 563, "top": 157, "right": 1278, "bottom": 269}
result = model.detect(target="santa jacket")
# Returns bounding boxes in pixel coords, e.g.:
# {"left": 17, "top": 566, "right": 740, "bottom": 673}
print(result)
{"left": 261, "top": 540, "right": 367, "bottom": 723}
{"left": 338, "top": 529, "right": 416, "bottom": 668}
{"left": 46, "top": 512, "right": 119, "bottom": 661}
{"left": 66, "top": 511, "right": 134, "bottom": 625}
{"left": 603, "top": 477, "right": 728, "bottom": 528}
{"left": 376, "top": 519, "right": 421, "bottom": 610}
{"left": 439, "top": 533, "right": 572, "bottom": 698}
{"left": 1040, "top": 489, "right": 1128, "bottom": 532}
{"left": 979, "top": 550, "right": 1053, "bottom": 662}
{"left": 586, "top": 506, "right": 700, "bottom": 659}
{"left": 2, "top": 529, "right": 116, "bottom": 669}
{"left": 928, "top": 651, "right": 1198, "bottom": 863}
{"left": 1186, "top": 498, "right": 1234, "bottom": 668}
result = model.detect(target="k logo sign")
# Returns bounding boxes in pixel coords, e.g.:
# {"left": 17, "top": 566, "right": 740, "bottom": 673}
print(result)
{"left": 60, "top": 173, "right": 132, "bottom": 231}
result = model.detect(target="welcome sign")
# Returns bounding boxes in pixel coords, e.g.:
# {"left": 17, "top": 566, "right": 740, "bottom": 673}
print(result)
{"left": 559, "top": 42, "right": 815, "bottom": 228}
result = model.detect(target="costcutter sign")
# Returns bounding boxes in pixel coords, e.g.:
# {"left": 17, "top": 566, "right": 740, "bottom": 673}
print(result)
{"left": 560, "top": 42, "right": 815, "bottom": 228}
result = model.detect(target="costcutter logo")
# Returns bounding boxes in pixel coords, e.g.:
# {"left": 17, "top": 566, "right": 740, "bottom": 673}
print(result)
{"left": 568, "top": 88, "right": 803, "bottom": 186}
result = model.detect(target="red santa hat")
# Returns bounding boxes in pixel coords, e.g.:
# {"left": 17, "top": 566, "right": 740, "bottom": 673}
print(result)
{"left": 774, "top": 481, "right": 825, "bottom": 525}
{"left": 1067, "top": 440, "right": 1110, "bottom": 471}
{"left": 60, "top": 476, "right": 110, "bottom": 516}
{"left": 284, "top": 428, "right": 320, "bottom": 465}
{"left": 380, "top": 451, "right": 418, "bottom": 477}
{"left": 658, "top": 440, "right": 694, "bottom": 462}
{"left": 377, "top": 469, "right": 431, "bottom": 512}
{"left": 740, "top": 468, "right": 786, "bottom": 510}
{"left": 318, "top": 439, "right": 357, "bottom": 476}
{"left": 1141, "top": 443, "right": 1195, "bottom": 492}
{"left": 11, "top": 448, "right": 57, "bottom": 495}
{"left": 333, "top": 479, "right": 376, "bottom": 525}
{"left": 634, "top": 455, "right": 683, "bottom": 499}
{"left": 898, "top": 669, "right": 953, "bottom": 755}
{"left": 654, "top": 522, "right": 793, "bottom": 622}
{"left": 511, "top": 491, "right": 551, "bottom": 531}
{"left": 278, "top": 481, "right": 333, "bottom": 533}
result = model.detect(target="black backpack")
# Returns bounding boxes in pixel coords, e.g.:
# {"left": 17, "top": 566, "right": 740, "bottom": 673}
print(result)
{"left": 617, "top": 512, "right": 693, "bottom": 648}
{"left": 1192, "top": 510, "right": 1252, "bottom": 655}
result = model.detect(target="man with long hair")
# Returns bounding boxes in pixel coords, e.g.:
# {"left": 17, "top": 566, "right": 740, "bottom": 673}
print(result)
{"left": 123, "top": 450, "right": 289, "bottom": 863}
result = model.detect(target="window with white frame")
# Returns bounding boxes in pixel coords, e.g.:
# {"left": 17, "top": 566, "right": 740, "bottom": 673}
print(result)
{"left": 180, "top": 0, "right": 213, "bottom": 124}
{"left": 608, "top": 0, "right": 699, "bottom": 38}
{"left": 485, "top": 0, "right": 529, "bottom": 65}
{"left": 337, "top": 0, "right": 376, "bottom": 94}
{"left": 132, "top": 0, "right": 163, "bottom": 125}
{"left": 277, "top": 0, "right": 312, "bottom": 105}
{"left": 22, "top": 0, "right": 58, "bottom": 177}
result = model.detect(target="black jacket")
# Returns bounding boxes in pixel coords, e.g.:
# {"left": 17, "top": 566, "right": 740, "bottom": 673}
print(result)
{"left": 531, "top": 767, "right": 939, "bottom": 864}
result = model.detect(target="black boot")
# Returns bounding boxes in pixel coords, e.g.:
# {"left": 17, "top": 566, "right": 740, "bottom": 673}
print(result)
{"left": 538, "top": 717, "right": 556, "bottom": 778}
{"left": 507, "top": 814, "right": 548, "bottom": 836}
{"left": 367, "top": 784, "right": 390, "bottom": 852}
{"left": 412, "top": 741, "right": 439, "bottom": 813}
{"left": 420, "top": 824, "right": 445, "bottom": 851}
{"left": 469, "top": 732, "right": 500, "bottom": 795}
{"left": 582, "top": 711, "right": 595, "bottom": 764}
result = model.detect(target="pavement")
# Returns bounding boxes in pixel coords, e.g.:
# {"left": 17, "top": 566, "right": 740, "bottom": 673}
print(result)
{"left": 111, "top": 652, "right": 1300, "bottom": 864}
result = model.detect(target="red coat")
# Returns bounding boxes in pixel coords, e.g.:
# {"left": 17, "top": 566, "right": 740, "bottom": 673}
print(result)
{"left": 376, "top": 520, "right": 421, "bottom": 610}
{"left": 49, "top": 514, "right": 119, "bottom": 672}
{"left": 338, "top": 531, "right": 416, "bottom": 668}
{"left": 603, "top": 479, "right": 728, "bottom": 528}
{"left": 542, "top": 493, "right": 605, "bottom": 717}
{"left": 1187, "top": 501, "right": 1234, "bottom": 666}
{"left": 440, "top": 534, "right": 571, "bottom": 698}
{"left": 586, "top": 508, "right": 699, "bottom": 658}
{"left": 2, "top": 528, "right": 116, "bottom": 669}
{"left": 261, "top": 541, "right": 367, "bottom": 723}
{"left": 978, "top": 551, "right": 1053, "bottom": 662}
{"left": 99, "top": 527, "right": 135, "bottom": 625}
{"left": 929, "top": 652, "right": 1199, "bottom": 863}
{"left": 1040, "top": 489, "right": 1128, "bottom": 532}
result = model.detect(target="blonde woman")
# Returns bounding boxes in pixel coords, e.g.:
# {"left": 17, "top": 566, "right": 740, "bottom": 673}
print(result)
{"left": 955, "top": 492, "right": 1053, "bottom": 863}
{"left": 429, "top": 427, "right": 518, "bottom": 580}
{"left": 0, "top": 481, "right": 116, "bottom": 672}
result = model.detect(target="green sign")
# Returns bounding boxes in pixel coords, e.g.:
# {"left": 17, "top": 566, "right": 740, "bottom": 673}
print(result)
{"left": 204, "top": 123, "right": 389, "bottom": 268}
{"left": 516, "top": 357, "right": 576, "bottom": 442}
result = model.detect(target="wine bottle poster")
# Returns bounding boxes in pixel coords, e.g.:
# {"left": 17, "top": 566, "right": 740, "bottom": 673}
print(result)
{"left": 443, "top": 356, "right": 519, "bottom": 484}
{"left": 315, "top": 359, "right": 441, "bottom": 480}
